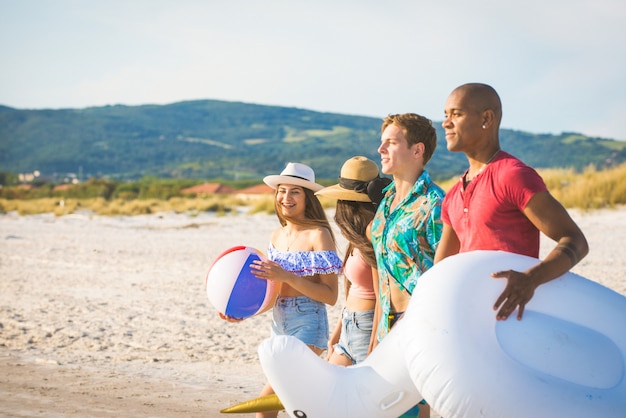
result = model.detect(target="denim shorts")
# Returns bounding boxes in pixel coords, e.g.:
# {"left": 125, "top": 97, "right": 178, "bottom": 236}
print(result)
{"left": 271, "top": 296, "right": 329, "bottom": 351}
{"left": 333, "top": 307, "right": 374, "bottom": 364}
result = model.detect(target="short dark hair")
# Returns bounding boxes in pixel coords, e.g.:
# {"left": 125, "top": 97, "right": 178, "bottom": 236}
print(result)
{"left": 455, "top": 83, "right": 503, "bottom": 125}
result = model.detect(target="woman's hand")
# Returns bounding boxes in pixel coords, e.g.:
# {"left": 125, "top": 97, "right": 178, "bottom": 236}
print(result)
{"left": 218, "top": 312, "right": 244, "bottom": 323}
{"left": 250, "top": 259, "right": 291, "bottom": 283}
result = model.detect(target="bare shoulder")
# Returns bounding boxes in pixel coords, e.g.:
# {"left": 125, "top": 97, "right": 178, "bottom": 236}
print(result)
{"left": 305, "top": 226, "right": 336, "bottom": 251}
{"left": 269, "top": 227, "right": 282, "bottom": 243}
{"left": 304, "top": 226, "right": 332, "bottom": 240}
{"left": 366, "top": 220, "right": 374, "bottom": 241}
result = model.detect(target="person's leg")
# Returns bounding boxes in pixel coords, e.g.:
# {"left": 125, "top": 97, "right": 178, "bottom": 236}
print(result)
{"left": 260, "top": 296, "right": 328, "bottom": 417}
{"left": 307, "top": 344, "right": 324, "bottom": 356}
{"left": 327, "top": 309, "right": 359, "bottom": 366}
{"left": 327, "top": 349, "right": 353, "bottom": 366}
{"left": 256, "top": 382, "right": 278, "bottom": 418}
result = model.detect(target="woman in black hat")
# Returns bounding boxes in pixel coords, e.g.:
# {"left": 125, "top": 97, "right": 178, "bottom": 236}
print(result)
{"left": 316, "top": 156, "right": 390, "bottom": 366}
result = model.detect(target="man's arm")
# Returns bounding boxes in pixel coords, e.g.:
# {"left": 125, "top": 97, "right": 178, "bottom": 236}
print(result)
{"left": 434, "top": 223, "right": 461, "bottom": 264}
{"left": 492, "top": 191, "right": 589, "bottom": 320}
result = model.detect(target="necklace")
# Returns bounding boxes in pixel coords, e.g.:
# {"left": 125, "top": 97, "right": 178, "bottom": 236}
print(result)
{"left": 465, "top": 149, "right": 500, "bottom": 183}
{"left": 484, "top": 149, "right": 501, "bottom": 165}
{"left": 283, "top": 227, "right": 297, "bottom": 251}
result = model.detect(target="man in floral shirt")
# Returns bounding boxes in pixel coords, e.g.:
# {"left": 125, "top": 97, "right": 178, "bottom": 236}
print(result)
{"left": 370, "top": 113, "right": 445, "bottom": 418}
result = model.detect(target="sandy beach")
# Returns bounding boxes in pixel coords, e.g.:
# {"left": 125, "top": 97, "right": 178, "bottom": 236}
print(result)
{"left": 1, "top": 207, "right": 625, "bottom": 417}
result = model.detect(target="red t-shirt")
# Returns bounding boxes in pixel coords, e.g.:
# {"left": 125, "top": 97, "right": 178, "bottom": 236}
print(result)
{"left": 441, "top": 151, "right": 548, "bottom": 258}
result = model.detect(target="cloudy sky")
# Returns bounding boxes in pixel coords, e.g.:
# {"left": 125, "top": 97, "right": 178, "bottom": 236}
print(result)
{"left": 1, "top": 0, "right": 625, "bottom": 140}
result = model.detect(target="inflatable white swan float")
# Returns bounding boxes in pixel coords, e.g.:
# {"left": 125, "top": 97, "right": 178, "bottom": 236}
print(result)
{"left": 227, "top": 251, "right": 626, "bottom": 418}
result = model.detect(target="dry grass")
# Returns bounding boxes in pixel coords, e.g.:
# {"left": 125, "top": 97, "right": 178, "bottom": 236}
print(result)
{"left": 247, "top": 196, "right": 276, "bottom": 215}
{"left": 2, "top": 163, "right": 624, "bottom": 216}
{"left": 0, "top": 195, "right": 247, "bottom": 217}
{"left": 437, "top": 176, "right": 458, "bottom": 193}
{"left": 538, "top": 163, "right": 626, "bottom": 210}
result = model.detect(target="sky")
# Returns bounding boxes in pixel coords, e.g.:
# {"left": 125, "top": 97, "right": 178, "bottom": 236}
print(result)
{"left": 1, "top": 0, "right": 625, "bottom": 140}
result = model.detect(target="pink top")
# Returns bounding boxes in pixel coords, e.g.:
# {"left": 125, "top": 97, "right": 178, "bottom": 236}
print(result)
{"left": 441, "top": 151, "right": 548, "bottom": 258}
{"left": 343, "top": 249, "right": 376, "bottom": 300}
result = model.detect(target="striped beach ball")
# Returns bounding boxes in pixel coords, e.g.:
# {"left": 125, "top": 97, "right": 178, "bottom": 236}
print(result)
{"left": 206, "top": 246, "right": 278, "bottom": 319}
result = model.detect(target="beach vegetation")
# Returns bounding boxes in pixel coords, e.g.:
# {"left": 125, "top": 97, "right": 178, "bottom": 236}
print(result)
{"left": 0, "top": 162, "right": 624, "bottom": 216}
{"left": 539, "top": 163, "right": 626, "bottom": 210}
{"left": 247, "top": 196, "right": 276, "bottom": 215}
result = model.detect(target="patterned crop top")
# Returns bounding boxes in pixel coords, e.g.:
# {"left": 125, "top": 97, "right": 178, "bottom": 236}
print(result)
{"left": 268, "top": 243, "right": 343, "bottom": 277}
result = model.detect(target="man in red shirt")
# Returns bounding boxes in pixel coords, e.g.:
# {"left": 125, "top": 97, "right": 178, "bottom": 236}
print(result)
{"left": 435, "top": 82, "right": 589, "bottom": 321}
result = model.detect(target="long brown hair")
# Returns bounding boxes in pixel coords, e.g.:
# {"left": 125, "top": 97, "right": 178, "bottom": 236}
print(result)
{"left": 274, "top": 187, "right": 336, "bottom": 243}
{"left": 334, "top": 200, "right": 376, "bottom": 267}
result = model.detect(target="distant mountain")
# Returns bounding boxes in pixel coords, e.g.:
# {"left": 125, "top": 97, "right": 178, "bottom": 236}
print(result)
{"left": 1, "top": 100, "right": 624, "bottom": 182}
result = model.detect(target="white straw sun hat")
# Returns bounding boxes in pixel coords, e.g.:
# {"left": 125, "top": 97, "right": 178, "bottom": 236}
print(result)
{"left": 263, "top": 162, "right": 324, "bottom": 192}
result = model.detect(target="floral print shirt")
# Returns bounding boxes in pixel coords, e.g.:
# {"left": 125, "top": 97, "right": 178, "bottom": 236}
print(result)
{"left": 268, "top": 244, "right": 342, "bottom": 276}
{"left": 371, "top": 170, "right": 444, "bottom": 340}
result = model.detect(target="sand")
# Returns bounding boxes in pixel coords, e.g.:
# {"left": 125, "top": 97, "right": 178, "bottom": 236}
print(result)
{"left": 1, "top": 207, "right": 624, "bottom": 417}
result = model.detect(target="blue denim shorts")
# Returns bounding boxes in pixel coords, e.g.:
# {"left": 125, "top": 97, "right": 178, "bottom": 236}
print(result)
{"left": 334, "top": 307, "right": 374, "bottom": 364}
{"left": 271, "top": 296, "right": 329, "bottom": 351}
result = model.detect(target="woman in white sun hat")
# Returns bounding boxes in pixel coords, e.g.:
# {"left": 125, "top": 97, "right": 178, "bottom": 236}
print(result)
{"left": 316, "top": 156, "right": 391, "bottom": 366}
{"left": 250, "top": 162, "right": 342, "bottom": 418}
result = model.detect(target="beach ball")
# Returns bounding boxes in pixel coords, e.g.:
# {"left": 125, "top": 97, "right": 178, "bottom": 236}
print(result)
{"left": 206, "top": 246, "right": 278, "bottom": 319}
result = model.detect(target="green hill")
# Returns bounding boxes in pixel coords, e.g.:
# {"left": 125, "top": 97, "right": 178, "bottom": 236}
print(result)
{"left": 1, "top": 100, "right": 625, "bottom": 182}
